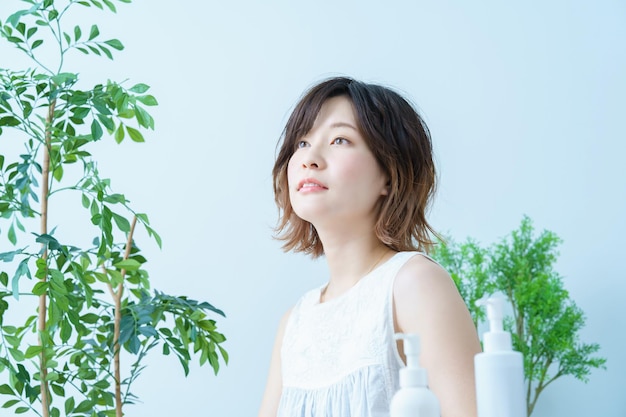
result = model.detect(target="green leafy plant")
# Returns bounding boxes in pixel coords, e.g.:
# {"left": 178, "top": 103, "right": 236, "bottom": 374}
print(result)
{"left": 432, "top": 216, "right": 606, "bottom": 416}
{"left": 0, "top": 1, "right": 228, "bottom": 416}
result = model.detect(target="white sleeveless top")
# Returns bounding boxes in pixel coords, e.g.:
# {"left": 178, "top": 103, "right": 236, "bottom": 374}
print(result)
{"left": 277, "top": 251, "right": 424, "bottom": 417}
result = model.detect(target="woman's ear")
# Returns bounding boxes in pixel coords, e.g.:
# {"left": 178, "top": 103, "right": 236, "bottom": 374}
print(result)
{"left": 381, "top": 179, "right": 390, "bottom": 196}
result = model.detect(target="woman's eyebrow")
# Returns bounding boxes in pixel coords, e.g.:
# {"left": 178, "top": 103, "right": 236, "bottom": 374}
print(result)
{"left": 329, "top": 122, "right": 358, "bottom": 130}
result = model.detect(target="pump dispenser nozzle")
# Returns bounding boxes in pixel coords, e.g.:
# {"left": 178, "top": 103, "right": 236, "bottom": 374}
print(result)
{"left": 476, "top": 296, "right": 512, "bottom": 352}
{"left": 391, "top": 333, "right": 440, "bottom": 417}
{"left": 395, "top": 333, "right": 419, "bottom": 368}
{"left": 394, "top": 333, "right": 427, "bottom": 388}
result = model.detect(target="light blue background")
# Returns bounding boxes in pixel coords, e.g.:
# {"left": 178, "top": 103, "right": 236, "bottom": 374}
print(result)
{"left": 1, "top": 1, "right": 624, "bottom": 416}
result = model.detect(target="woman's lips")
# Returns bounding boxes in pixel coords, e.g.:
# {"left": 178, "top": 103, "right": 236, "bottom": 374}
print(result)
{"left": 298, "top": 178, "right": 328, "bottom": 192}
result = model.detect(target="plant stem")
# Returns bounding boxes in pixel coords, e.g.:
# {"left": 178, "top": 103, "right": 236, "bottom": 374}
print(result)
{"left": 39, "top": 99, "right": 56, "bottom": 417}
{"left": 109, "top": 215, "right": 137, "bottom": 417}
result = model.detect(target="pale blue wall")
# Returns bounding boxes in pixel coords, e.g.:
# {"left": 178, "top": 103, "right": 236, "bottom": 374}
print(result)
{"left": 1, "top": 0, "right": 624, "bottom": 415}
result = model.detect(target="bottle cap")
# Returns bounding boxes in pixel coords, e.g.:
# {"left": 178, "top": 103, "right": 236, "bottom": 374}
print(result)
{"left": 395, "top": 333, "right": 428, "bottom": 387}
{"left": 477, "top": 296, "right": 512, "bottom": 352}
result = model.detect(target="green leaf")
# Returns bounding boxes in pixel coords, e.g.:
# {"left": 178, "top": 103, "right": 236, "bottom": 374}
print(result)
{"left": 6, "top": 36, "right": 23, "bottom": 45}
{"left": 0, "top": 384, "right": 14, "bottom": 395}
{"left": 12, "top": 259, "right": 31, "bottom": 299}
{"left": 6, "top": 10, "right": 28, "bottom": 27}
{"left": 15, "top": 407, "right": 29, "bottom": 414}
{"left": 31, "top": 281, "right": 48, "bottom": 296}
{"left": 24, "top": 345, "right": 43, "bottom": 359}
{"left": 113, "top": 259, "right": 140, "bottom": 271}
{"left": 93, "top": 272, "right": 109, "bottom": 284}
{"left": 126, "top": 126, "right": 144, "bottom": 142}
{"left": 114, "top": 124, "right": 125, "bottom": 143}
{"left": 80, "top": 313, "right": 100, "bottom": 324}
{"left": 91, "top": 119, "right": 103, "bottom": 140}
{"left": 219, "top": 345, "right": 229, "bottom": 364}
{"left": 8, "top": 223, "right": 16, "bottom": 245}
{"left": 64, "top": 397, "right": 75, "bottom": 415}
{"left": 36, "top": 234, "right": 61, "bottom": 251}
{"left": 53, "top": 165, "right": 63, "bottom": 181}
{"left": 32, "top": 39, "right": 43, "bottom": 49}
{"left": 74, "top": 25, "right": 82, "bottom": 41}
{"left": 146, "top": 225, "right": 162, "bottom": 248}
{"left": 81, "top": 194, "right": 90, "bottom": 208}
{"left": 9, "top": 348, "right": 25, "bottom": 361}
{"left": 104, "top": 38, "right": 123, "bottom": 51}
{"left": 51, "top": 72, "right": 77, "bottom": 86}
{"left": 88, "top": 24, "right": 99, "bottom": 40}
{"left": 0, "top": 116, "right": 21, "bottom": 127}
{"left": 103, "top": 193, "right": 126, "bottom": 204}
{"left": 97, "top": 113, "right": 115, "bottom": 131}
{"left": 93, "top": 380, "right": 110, "bottom": 389}
{"left": 118, "top": 109, "right": 134, "bottom": 118}
{"left": 98, "top": 44, "right": 113, "bottom": 59}
{"left": 137, "top": 94, "right": 158, "bottom": 106}
{"left": 129, "top": 83, "right": 149, "bottom": 93}
{"left": 0, "top": 155, "right": 4, "bottom": 169}
{"left": 87, "top": 45, "right": 101, "bottom": 56}
{"left": 4, "top": 335, "right": 19, "bottom": 348}
{"left": 2, "top": 399, "right": 19, "bottom": 408}
{"left": 103, "top": 0, "right": 117, "bottom": 12}
{"left": 107, "top": 269, "right": 123, "bottom": 286}
{"left": 90, "top": 199, "right": 99, "bottom": 218}
{"left": 72, "top": 107, "right": 90, "bottom": 119}
{"left": 50, "top": 383, "right": 65, "bottom": 396}
{"left": 60, "top": 320, "right": 71, "bottom": 343}
{"left": 134, "top": 105, "right": 147, "bottom": 128}
{"left": 26, "top": 27, "right": 37, "bottom": 39}
{"left": 112, "top": 212, "right": 130, "bottom": 232}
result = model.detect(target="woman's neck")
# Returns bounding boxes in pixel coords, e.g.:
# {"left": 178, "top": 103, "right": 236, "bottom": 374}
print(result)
{"left": 318, "top": 229, "right": 395, "bottom": 302}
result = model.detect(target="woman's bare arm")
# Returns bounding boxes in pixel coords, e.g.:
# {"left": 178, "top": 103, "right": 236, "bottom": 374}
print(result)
{"left": 258, "top": 308, "right": 292, "bottom": 417}
{"left": 394, "top": 255, "right": 481, "bottom": 417}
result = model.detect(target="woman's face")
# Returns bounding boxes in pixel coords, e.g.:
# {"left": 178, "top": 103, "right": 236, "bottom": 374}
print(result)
{"left": 287, "top": 96, "right": 388, "bottom": 229}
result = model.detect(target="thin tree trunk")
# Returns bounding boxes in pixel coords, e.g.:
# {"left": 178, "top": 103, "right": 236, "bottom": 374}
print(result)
{"left": 39, "top": 99, "right": 56, "bottom": 417}
{"left": 110, "top": 216, "right": 137, "bottom": 417}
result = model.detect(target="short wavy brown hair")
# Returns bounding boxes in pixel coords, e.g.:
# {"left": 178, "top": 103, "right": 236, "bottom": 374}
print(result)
{"left": 273, "top": 77, "right": 438, "bottom": 258}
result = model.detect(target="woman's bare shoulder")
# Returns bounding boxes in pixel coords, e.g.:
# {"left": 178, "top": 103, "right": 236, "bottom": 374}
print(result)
{"left": 394, "top": 253, "right": 458, "bottom": 303}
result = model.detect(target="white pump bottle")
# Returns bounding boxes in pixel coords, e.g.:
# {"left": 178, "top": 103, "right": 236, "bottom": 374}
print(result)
{"left": 390, "top": 333, "right": 440, "bottom": 417}
{"left": 474, "top": 297, "right": 527, "bottom": 417}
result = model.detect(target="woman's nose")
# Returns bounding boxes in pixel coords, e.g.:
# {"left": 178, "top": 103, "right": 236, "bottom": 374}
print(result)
{"left": 301, "top": 147, "right": 324, "bottom": 169}
{"left": 302, "top": 159, "right": 319, "bottom": 169}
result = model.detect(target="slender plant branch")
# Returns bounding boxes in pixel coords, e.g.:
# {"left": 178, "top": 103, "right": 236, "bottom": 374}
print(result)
{"left": 38, "top": 98, "right": 56, "bottom": 417}
{"left": 106, "top": 215, "right": 138, "bottom": 417}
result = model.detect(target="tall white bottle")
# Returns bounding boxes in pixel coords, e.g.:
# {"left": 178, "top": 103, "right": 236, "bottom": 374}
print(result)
{"left": 474, "top": 297, "right": 527, "bottom": 417}
{"left": 390, "top": 333, "right": 440, "bottom": 417}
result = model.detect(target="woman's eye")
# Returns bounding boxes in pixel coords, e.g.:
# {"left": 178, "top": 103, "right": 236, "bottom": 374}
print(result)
{"left": 332, "top": 137, "right": 349, "bottom": 145}
{"left": 296, "top": 140, "right": 309, "bottom": 149}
